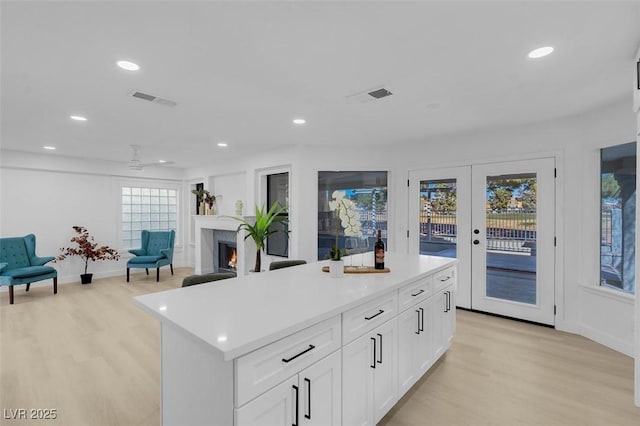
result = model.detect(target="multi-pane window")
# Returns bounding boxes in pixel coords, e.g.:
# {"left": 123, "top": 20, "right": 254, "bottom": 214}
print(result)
{"left": 121, "top": 187, "right": 178, "bottom": 249}
{"left": 600, "top": 142, "right": 636, "bottom": 294}
{"left": 317, "top": 171, "right": 388, "bottom": 261}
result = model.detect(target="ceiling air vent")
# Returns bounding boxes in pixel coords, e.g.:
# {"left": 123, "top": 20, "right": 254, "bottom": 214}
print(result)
{"left": 130, "top": 90, "right": 177, "bottom": 107}
{"left": 346, "top": 86, "right": 394, "bottom": 103}
{"left": 368, "top": 88, "right": 393, "bottom": 99}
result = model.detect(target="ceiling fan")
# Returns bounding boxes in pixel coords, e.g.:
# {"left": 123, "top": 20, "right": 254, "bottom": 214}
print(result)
{"left": 127, "top": 145, "right": 174, "bottom": 171}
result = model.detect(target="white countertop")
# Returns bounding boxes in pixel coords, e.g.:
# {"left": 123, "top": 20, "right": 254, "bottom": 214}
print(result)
{"left": 133, "top": 253, "right": 456, "bottom": 361}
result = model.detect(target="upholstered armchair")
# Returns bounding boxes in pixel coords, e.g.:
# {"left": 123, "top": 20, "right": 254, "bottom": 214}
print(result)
{"left": 0, "top": 234, "right": 58, "bottom": 304}
{"left": 126, "top": 230, "right": 175, "bottom": 282}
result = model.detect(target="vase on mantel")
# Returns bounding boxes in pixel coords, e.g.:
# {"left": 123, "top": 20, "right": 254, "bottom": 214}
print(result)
{"left": 329, "top": 259, "right": 344, "bottom": 278}
{"left": 199, "top": 201, "right": 205, "bottom": 215}
{"left": 207, "top": 205, "right": 215, "bottom": 215}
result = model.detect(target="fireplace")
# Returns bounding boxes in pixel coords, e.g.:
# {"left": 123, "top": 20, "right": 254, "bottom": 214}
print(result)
{"left": 218, "top": 241, "right": 238, "bottom": 274}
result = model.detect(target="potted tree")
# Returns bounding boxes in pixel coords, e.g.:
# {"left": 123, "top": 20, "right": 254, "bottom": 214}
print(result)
{"left": 232, "top": 202, "right": 289, "bottom": 273}
{"left": 57, "top": 226, "right": 120, "bottom": 284}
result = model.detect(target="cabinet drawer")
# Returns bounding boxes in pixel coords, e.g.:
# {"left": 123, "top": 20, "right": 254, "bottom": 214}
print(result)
{"left": 342, "top": 291, "right": 397, "bottom": 345}
{"left": 398, "top": 276, "right": 433, "bottom": 312}
{"left": 433, "top": 266, "right": 456, "bottom": 293}
{"left": 235, "top": 315, "right": 341, "bottom": 407}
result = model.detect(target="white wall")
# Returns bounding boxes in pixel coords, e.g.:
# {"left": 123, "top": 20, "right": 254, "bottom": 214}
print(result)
{"left": 0, "top": 150, "right": 186, "bottom": 284}
{"left": 1, "top": 97, "right": 636, "bottom": 359}
{"left": 183, "top": 96, "right": 637, "bottom": 357}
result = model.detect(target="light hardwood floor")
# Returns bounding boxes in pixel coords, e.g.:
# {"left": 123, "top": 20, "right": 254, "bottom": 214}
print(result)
{"left": 1, "top": 270, "right": 638, "bottom": 426}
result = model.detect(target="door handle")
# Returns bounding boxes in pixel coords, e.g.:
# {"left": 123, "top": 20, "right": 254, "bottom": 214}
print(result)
{"left": 415, "top": 309, "right": 421, "bottom": 334}
{"left": 370, "top": 337, "right": 376, "bottom": 369}
{"left": 377, "top": 333, "right": 383, "bottom": 364}
{"left": 473, "top": 239, "right": 480, "bottom": 245}
{"left": 446, "top": 291, "right": 451, "bottom": 311}
{"left": 304, "top": 378, "right": 311, "bottom": 420}
{"left": 419, "top": 307, "right": 424, "bottom": 332}
{"left": 292, "top": 384, "right": 299, "bottom": 426}
{"left": 365, "top": 309, "right": 384, "bottom": 320}
{"left": 282, "top": 345, "right": 315, "bottom": 363}
{"left": 444, "top": 292, "right": 449, "bottom": 312}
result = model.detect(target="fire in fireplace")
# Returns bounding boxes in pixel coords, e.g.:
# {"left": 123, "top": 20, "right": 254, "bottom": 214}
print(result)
{"left": 218, "top": 241, "right": 237, "bottom": 273}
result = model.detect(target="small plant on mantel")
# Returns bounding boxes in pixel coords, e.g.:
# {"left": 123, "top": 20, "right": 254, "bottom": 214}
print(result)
{"left": 56, "top": 226, "right": 120, "bottom": 284}
{"left": 232, "top": 202, "right": 289, "bottom": 272}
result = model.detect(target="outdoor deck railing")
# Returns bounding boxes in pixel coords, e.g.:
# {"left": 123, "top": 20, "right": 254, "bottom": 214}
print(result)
{"left": 420, "top": 210, "right": 537, "bottom": 254}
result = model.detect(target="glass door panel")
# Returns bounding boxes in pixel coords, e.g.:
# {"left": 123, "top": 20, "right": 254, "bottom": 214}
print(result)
{"left": 409, "top": 167, "right": 471, "bottom": 309}
{"left": 419, "top": 178, "right": 458, "bottom": 259}
{"left": 484, "top": 173, "right": 537, "bottom": 305}
{"left": 472, "top": 158, "right": 555, "bottom": 325}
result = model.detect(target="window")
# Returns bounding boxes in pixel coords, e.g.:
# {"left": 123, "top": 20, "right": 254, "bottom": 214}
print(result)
{"left": 266, "top": 172, "right": 289, "bottom": 257}
{"left": 600, "top": 142, "right": 636, "bottom": 294}
{"left": 317, "top": 171, "right": 388, "bottom": 261}
{"left": 121, "top": 186, "right": 178, "bottom": 249}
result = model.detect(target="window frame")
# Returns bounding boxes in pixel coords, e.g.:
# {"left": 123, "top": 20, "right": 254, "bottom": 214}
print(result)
{"left": 598, "top": 141, "right": 636, "bottom": 295}
{"left": 116, "top": 179, "right": 181, "bottom": 252}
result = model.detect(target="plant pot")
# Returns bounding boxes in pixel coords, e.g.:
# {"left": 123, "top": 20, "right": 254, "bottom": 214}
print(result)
{"left": 80, "top": 273, "right": 93, "bottom": 284}
{"left": 329, "top": 260, "right": 344, "bottom": 278}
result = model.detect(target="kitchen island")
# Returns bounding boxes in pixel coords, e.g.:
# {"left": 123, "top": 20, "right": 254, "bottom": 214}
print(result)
{"left": 134, "top": 253, "right": 457, "bottom": 426}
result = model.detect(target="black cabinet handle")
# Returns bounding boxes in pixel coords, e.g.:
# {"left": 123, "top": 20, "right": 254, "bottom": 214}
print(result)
{"left": 411, "top": 289, "right": 425, "bottom": 297}
{"left": 419, "top": 307, "right": 424, "bottom": 332}
{"left": 370, "top": 337, "right": 376, "bottom": 369}
{"left": 440, "top": 275, "right": 452, "bottom": 282}
{"left": 377, "top": 333, "right": 383, "bottom": 364}
{"left": 415, "top": 309, "right": 421, "bottom": 334}
{"left": 446, "top": 291, "right": 451, "bottom": 311}
{"left": 304, "top": 378, "right": 311, "bottom": 420}
{"left": 444, "top": 292, "right": 448, "bottom": 313}
{"left": 365, "top": 309, "right": 384, "bottom": 320}
{"left": 292, "top": 384, "right": 299, "bottom": 426}
{"left": 282, "top": 345, "right": 315, "bottom": 363}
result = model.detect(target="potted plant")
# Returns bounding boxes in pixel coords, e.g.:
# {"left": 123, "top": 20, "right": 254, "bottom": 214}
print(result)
{"left": 56, "top": 226, "right": 120, "bottom": 284}
{"left": 232, "top": 202, "right": 289, "bottom": 272}
{"left": 328, "top": 190, "right": 362, "bottom": 277}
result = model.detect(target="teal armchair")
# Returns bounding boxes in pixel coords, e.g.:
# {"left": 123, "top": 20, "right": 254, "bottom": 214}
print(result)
{"left": 0, "top": 234, "right": 58, "bottom": 304}
{"left": 126, "top": 230, "right": 175, "bottom": 282}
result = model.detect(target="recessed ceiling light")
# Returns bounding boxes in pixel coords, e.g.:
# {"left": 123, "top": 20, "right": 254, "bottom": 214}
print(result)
{"left": 43, "top": 146, "right": 56, "bottom": 150}
{"left": 528, "top": 46, "right": 554, "bottom": 59}
{"left": 158, "top": 160, "right": 167, "bottom": 163}
{"left": 293, "top": 118, "right": 306, "bottom": 125}
{"left": 217, "top": 142, "right": 228, "bottom": 147}
{"left": 70, "top": 115, "right": 87, "bottom": 121}
{"left": 117, "top": 60, "right": 140, "bottom": 71}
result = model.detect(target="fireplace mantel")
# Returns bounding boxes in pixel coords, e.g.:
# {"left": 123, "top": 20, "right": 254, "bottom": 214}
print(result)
{"left": 193, "top": 216, "right": 256, "bottom": 275}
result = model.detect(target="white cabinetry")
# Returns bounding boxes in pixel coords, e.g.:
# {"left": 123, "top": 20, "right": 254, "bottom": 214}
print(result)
{"left": 433, "top": 285, "right": 456, "bottom": 360}
{"left": 236, "top": 350, "right": 342, "bottom": 426}
{"left": 398, "top": 297, "right": 433, "bottom": 396}
{"left": 343, "top": 318, "right": 398, "bottom": 426}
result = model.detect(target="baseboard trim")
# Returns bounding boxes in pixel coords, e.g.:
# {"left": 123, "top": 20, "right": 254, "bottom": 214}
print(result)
{"left": 457, "top": 307, "right": 555, "bottom": 329}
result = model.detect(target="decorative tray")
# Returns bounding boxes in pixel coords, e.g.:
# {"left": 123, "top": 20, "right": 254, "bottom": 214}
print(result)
{"left": 322, "top": 266, "right": 391, "bottom": 274}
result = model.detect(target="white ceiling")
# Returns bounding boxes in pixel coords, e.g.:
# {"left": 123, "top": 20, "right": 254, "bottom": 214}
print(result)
{"left": 2, "top": 1, "right": 640, "bottom": 169}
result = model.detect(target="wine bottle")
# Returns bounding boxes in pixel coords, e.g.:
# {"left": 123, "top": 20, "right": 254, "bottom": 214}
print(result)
{"left": 374, "top": 229, "right": 385, "bottom": 270}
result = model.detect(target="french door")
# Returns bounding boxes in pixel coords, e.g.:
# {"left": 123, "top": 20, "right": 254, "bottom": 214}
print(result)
{"left": 409, "top": 158, "right": 556, "bottom": 325}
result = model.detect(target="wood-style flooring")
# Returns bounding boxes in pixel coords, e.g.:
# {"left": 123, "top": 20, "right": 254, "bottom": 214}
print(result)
{"left": 1, "top": 269, "right": 638, "bottom": 425}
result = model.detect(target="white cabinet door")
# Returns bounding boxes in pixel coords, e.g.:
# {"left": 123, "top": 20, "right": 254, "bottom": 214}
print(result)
{"left": 432, "top": 290, "right": 446, "bottom": 360}
{"left": 443, "top": 287, "right": 456, "bottom": 348}
{"left": 398, "top": 307, "right": 421, "bottom": 396}
{"left": 235, "top": 375, "right": 297, "bottom": 426}
{"left": 373, "top": 318, "right": 398, "bottom": 424}
{"left": 300, "top": 350, "right": 341, "bottom": 426}
{"left": 416, "top": 298, "right": 434, "bottom": 376}
{"left": 342, "top": 331, "right": 375, "bottom": 426}
{"left": 398, "top": 298, "right": 433, "bottom": 397}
